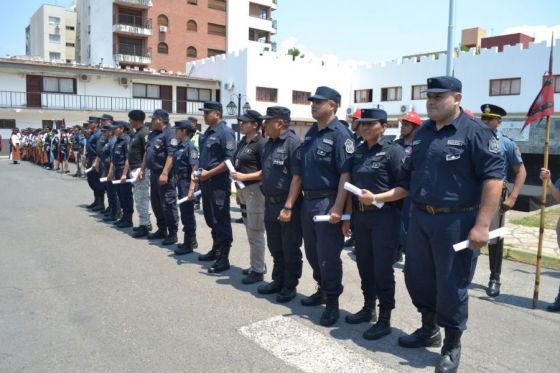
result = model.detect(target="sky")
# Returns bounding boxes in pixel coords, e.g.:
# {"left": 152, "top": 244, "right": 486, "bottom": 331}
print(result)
{"left": 1, "top": 0, "right": 559, "bottom": 64}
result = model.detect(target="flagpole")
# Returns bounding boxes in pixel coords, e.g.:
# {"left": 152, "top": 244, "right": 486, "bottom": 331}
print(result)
{"left": 533, "top": 114, "right": 552, "bottom": 308}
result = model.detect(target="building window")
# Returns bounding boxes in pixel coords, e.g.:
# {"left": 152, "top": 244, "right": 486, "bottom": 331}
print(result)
{"left": 157, "top": 14, "right": 169, "bottom": 27}
{"left": 208, "top": 0, "right": 226, "bottom": 11}
{"left": 292, "top": 90, "right": 310, "bottom": 105}
{"left": 49, "top": 34, "right": 61, "bottom": 43}
{"left": 0, "top": 119, "right": 16, "bottom": 129}
{"left": 381, "top": 86, "right": 402, "bottom": 101}
{"left": 66, "top": 26, "right": 75, "bottom": 31}
{"left": 187, "top": 0, "right": 197, "bottom": 4}
{"left": 48, "top": 16, "right": 60, "bottom": 25}
{"left": 187, "top": 88, "right": 211, "bottom": 101}
{"left": 157, "top": 42, "right": 168, "bottom": 54}
{"left": 552, "top": 75, "right": 560, "bottom": 93}
{"left": 133, "top": 83, "right": 161, "bottom": 98}
{"left": 208, "top": 23, "right": 226, "bottom": 37}
{"left": 354, "top": 89, "right": 372, "bottom": 103}
{"left": 66, "top": 43, "right": 75, "bottom": 47}
{"left": 187, "top": 46, "right": 197, "bottom": 58}
{"left": 187, "top": 20, "right": 197, "bottom": 32}
{"left": 43, "top": 77, "right": 76, "bottom": 93}
{"left": 411, "top": 85, "right": 427, "bottom": 100}
{"left": 49, "top": 52, "right": 62, "bottom": 60}
{"left": 256, "top": 87, "right": 278, "bottom": 102}
{"left": 207, "top": 48, "right": 225, "bottom": 57}
{"left": 490, "top": 78, "right": 521, "bottom": 96}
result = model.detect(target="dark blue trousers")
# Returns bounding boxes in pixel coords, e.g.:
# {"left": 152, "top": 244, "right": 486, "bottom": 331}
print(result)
{"left": 353, "top": 207, "right": 400, "bottom": 309}
{"left": 404, "top": 208, "right": 479, "bottom": 331}
{"left": 86, "top": 158, "right": 104, "bottom": 198}
{"left": 200, "top": 176, "right": 232, "bottom": 249}
{"left": 301, "top": 195, "right": 344, "bottom": 297}
{"left": 177, "top": 178, "right": 196, "bottom": 234}
{"left": 150, "top": 170, "right": 178, "bottom": 234}
{"left": 264, "top": 198, "right": 303, "bottom": 289}
{"left": 102, "top": 163, "right": 119, "bottom": 209}
{"left": 114, "top": 168, "right": 133, "bottom": 215}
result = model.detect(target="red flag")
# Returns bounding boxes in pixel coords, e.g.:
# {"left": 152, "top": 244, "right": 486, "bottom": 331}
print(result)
{"left": 521, "top": 73, "right": 555, "bottom": 131}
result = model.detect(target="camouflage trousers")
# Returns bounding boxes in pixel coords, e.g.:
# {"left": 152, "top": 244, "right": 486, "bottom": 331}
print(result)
{"left": 133, "top": 168, "right": 151, "bottom": 226}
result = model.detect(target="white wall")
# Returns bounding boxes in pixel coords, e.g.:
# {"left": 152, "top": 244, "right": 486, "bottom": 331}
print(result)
{"left": 88, "top": 0, "right": 113, "bottom": 67}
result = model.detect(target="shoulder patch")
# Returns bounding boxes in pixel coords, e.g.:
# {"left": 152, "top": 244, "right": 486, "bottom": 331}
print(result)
{"left": 344, "top": 138, "right": 355, "bottom": 154}
{"left": 144, "top": 134, "right": 149, "bottom": 142}
{"left": 191, "top": 150, "right": 199, "bottom": 159}
{"left": 170, "top": 138, "right": 178, "bottom": 146}
{"left": 515, "top": 145, "right": 522, "bottom": 157}
{"left": 488, "top": 137, "right": 501, "bottom": 154}
{"left": 226, "top": 141, "right": 234, "bottom": 150}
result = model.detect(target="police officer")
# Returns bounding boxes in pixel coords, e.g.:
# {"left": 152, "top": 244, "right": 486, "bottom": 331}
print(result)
{"left": 231, "top": 109, "right": 267, "bottom": 284}
{"left": 126, "top": 110, "right": 152, "bottom": 238}
{"left": 172, "top": 119, "right": 199, "bottom": 255}
{"left": 98, "top": 123, "right": 120, "bottom": 221}
{"left": 282, "top": 86, "right": 354, "bottom": 326}
{"left": 397, "top": 77, "right": 504, "bottom": 373}
{"left": 196, "top": 101, "right": 236, "bottom": 273}
{"left": 480, "top": 104, "right": 526, "bottom": 297}
{"left": 258, "top": 106, "right": 303, "bottom": 303}
{"left": 84, "top": 117, "right": 105, "bottom": 210}
{"left": 71, "top": 126, "right": 85, "bottom": 177}
{"left": 108, "top": 121, "right": 134, "bottom": 228}
{"left": 92, "top": 114, "right": 115, "bottom": 213}
{"left": 342, "top": 108, "right": 407, "bottom": 340}
{"left": 140, "top": 109, "right": 178, "bottom": 245}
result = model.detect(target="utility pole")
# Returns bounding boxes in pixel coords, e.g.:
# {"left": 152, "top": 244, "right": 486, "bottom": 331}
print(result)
{"left": 446, "top": 0, "right": 456, "bottom": 76}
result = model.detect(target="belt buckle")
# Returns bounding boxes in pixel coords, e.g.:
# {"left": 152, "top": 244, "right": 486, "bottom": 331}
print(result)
{"left": 426, "top": 205, "right": 436, "bottom": 215}
{"left": 359, "top": 202, "right": 364, "bottom": 212}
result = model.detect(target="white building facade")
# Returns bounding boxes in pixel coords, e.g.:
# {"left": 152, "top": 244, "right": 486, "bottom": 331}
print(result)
{"left": 226, "top": 0, "right": 277, "bottom": 53}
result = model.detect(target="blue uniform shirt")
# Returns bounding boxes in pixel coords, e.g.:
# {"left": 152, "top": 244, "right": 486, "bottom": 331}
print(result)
{"left": 87, "top": 129, "right": 101, "bottom": 159}
{"left": 111, "top": 134, "right": 131, "bottom": 168}
{"left": 101, "top": 136, "right": 116, "bottom": 166}
{"left": 198, "top": 121, "right": 236, "bottom": 171}
{"left": 293, "top": 118, "right": 355, "bottom": 190}
{"left": 351, "top": 137, "right": 406, "bottom": 194}
{"left": 400, "top": 111, "right": 504, "bottom": 207}
{"left": 497, "top": 129, "right": 523, "bottom": 179}
{"left": 173, "top": 139, "right": 199, "bottom": 175}
{"left": 261, "top": 129, "right": 301, "bottom": 196}
{"left": 145, "top": 125, "right": 177, "bottom": 172}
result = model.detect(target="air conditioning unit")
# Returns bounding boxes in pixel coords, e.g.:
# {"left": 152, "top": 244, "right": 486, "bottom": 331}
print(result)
{"left": 346, "top": 107, "right": 352, "bottom": 115}
{"left": 79, "top": 74, "right": 89, "bottom": 82}
{"left": 224, "top": 82, "right": 234, "bottom": 90}
{"left": 400, "top": 104, "right": 408, "bottom": 113}
{"left": 118, "top": 77, "right": 129, "bottom": 86}
{"left": 159, "top": 25, "right": 168, "bottom": 32}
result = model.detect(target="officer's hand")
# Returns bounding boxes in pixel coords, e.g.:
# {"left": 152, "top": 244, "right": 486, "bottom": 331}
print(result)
{"left": 198, "top": 169, "right": 210, "bottom": 182}
{"left": 93, "top": 162, "right": 99, "bottom": 172}
{"left": 328, "top": 208, "right": 342, "bottom": 224}
{"left": 467, "top": 224, "right": 489, "bottom": 250}
{"left": 540, "top": 168, "right": 551, "bottom": 183}
{"left": 278, "top": 208, "right": 292, "bottom": 223}
{"left": 159, "top": 173, "right": 168, "bottom": 186}
{"left": 138, "top": 169, "right": 145, "bottom": 181}
{"left": 191, "top": 173, "right": 198, "bottom": 182}
{"left": 107, "top": 173, "right": 114, "bottom": 182}
{"left": 120, "top": 175, "right": 127, "bottom": 184}
{"left": 501, "top": 195, "right": 516, "bottom": 212}
{"left": 357, "top": 189, "right": 375, "bottom": 205}
{"left": 342, "top": 220, "right": 351, "bottom": 237}
{"left": 230, "top": 171, "right": 240, "bottom": 181}
{"left": 187, "top": 191, "right": 194, "bottom": 201}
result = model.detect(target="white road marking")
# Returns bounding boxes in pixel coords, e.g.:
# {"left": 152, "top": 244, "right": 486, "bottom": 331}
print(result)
{"left": 239, "top": 316, "right": 397, "bottom": 373}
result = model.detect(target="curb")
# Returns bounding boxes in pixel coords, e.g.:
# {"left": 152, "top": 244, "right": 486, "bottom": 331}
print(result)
{"left": 481, "top": 246, "right": 560, "bottom": 270}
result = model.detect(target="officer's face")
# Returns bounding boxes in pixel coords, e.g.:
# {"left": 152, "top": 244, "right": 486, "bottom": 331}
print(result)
{"left": 151, "top": 117, "right": 164, "bottom": 131}
{"left": 426, "top": 92, "right": 461, "bottom": 122}
{"left": 310, "top": 99, "right": 336, "bottom": 121}
{"left": 360, "top": 121, "right": 386, "bottom": 143}
{"left": 400, "top": 121, "right": 416, "bottom": 137}
{"left": 102, "top": 130, "right": 111, "bottom": 138}
{"left": 240, "top": 121, "right": 258, "bottom": 135}
{"left": 176, "top": 128, "right": 187, "bottom": 141}
{"left": 203, "top": 110, "right": 220, "bottom": 126}
{"left": 481, "top": 116, "right": 501, "bottom": 131}
{"left": 114, "top": 127, "right": 124, "bottom": 137}
{"left": 264, "top": 118, "right": 283, "bottom": 139}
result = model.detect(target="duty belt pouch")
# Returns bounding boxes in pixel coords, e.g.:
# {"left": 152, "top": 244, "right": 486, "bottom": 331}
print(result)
{"left": 499, "top": 181, "right": 508, "bottom": 210}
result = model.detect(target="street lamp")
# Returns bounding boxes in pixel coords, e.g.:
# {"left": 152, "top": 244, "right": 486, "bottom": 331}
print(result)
{"left": 227, "top": 94, "right": 251, "bottom": 139}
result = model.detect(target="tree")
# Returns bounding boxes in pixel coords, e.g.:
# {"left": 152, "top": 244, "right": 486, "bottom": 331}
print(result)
{"left": 287, "top": 47, "right": 301, "bottom": 61}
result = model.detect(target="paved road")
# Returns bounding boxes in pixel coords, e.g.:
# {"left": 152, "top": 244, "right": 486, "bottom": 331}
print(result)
{"left": 1, "top": 161, "right": 559, "bottom": 372}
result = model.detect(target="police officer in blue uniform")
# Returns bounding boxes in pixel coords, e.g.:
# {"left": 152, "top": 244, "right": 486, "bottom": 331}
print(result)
{"left": 196, "top": 101, "right": 237, "bottom": 273}
{"left": 397, "top": 77, "right": 504, "bottom": 373}
{"left": 85, "top": 116, "right": 105, "bottom": 210}
{"left": 108, "top": 121, "right": 134, "bottom": 228}
{"left": 141, "top": 109, "right": 179, "bottom": 245}
{"left": 172, "top": 119, "right": 199, "bottom": 255}
{"left": 282, "top": 86, "right": 354, "bottom": 326}
{"left": 480, "top": 104, "right": 526, "bottom": 297}
{"left": 342, "top": 108, "right": 407, "bottom": 341}
{"left": 99, "top": 122, "right": 121, "bottom": 222}
{"left": 257, "top": 106, "right": 303, "bottom": 303}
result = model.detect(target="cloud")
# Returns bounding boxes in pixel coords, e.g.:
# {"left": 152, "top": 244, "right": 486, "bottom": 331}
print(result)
{"left": 502, "top": 24, "right": 560, "bottom": 44}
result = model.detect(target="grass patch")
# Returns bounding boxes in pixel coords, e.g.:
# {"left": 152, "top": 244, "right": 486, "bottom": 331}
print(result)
{"left": 511, "top": 209, "right": 560, "bottom": 230}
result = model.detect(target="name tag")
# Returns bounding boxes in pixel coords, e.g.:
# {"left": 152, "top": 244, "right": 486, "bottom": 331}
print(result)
{"left": 304, "top": 136, "right": 312, "bottom": 141}
{"left": 273, "top": 159, "right": 284, "bottom": 165}
{"left": 322, "top": 138, "right": 334, "bottom": 145}
{"left": 412, "top": 140, "right": 422, "bottom": 146}
{"left": 447, "top": 140, "right": 463, "bottom": 146}
{"left": 375, "top": 152, "right": 386, "bottom": 156}
{"left": 446, "top": 154, "right": 461, "bottom": 161}
{"left": 372, "top": 162, "right": 381, "bottom": 168}
{"left": 209, "top": 136, "right": 217, "bottom": 141}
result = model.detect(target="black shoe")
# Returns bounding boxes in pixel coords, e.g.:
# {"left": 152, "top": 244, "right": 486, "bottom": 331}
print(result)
{"left": 133, "top": 226, "right": 141, "bottom": 232}
{"left": 116, "top": 215, "right": 133, "bottom": 228}
{"left": 301, "top": 289, "right": 326, "bottom": 307}
{"left": 398, "top": 313, "right": 442, "bottom": 348}
{"left": 346, "top": 298, "right": 376, "bottom": 324}
{"left": 174, "top": 235, "right": 194, "bottom": 255}
{"left": 162, "top": 233, "right": 178, "bottom": 246}
{"left": 208, "top": 256, "right": 230, "bottom": 273}
{"left": 276, "top": 287, "right": 297, "bottom": 303}
{"left": 91, "top": 201, "right": 105, "bottom": 212}
{"left": 242, "top": 271, "right": 264, "bottom": 284}
{"left": 86, "top": 199, "right": 97, "bottom": 209}
{"left": 548, "top": 295, "right": 560, "bottom": 312}
{"left": 72, "top": 173, "right": 79, "bottom": 177}
{"left": 320, "top": 297, "right": 339, "bottom": 326}
{"left": 234, "top": 217, "right": 244, "bottom": 223}
{"left": 242, "top": 267, "right": 251, "bottom": 275}
{"left": 363, "top": 308, "right": 392, "bottom": 340}
{"left": 198, "top": 248, "right": 218, "bottom": 262}
{"left": 257, "top": 281, "right": 283, "bottom": 295}
{"left": 132, "top": 225, "right": 149, "bottom": 238}
{"left": 486, "top": 278, "right": 501, "bottom": 297}
{"left": 148, "top": 229, "right": 167, "bottom": 240}
{"left": 194, "top": 202, "right": 200, "bottom": 210}
{"left": 435, "top": 329, "right": 462, "bottom": 373}
{"left": 343, "top": 237, "right": 355, "bottom": 248}
{"left": 113, "top": 217, "right": 124, "bottom": 225}
{"left": 191, "top": 235, "right": 198, "bottom": 249}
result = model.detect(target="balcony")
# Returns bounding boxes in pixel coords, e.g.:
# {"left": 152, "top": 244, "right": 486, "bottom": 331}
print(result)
{"left": 113, "top": 0, "right": 153, "bottom": 8}
{"left": 0, "top": 91, "right": 204, "bottom": 115}
{"left": 114, "top": 44, "right": 152, "bottom": 65}
{"left": 113, "top": 15, "right": 152, "bottom": 36}
{"left": 272, "top": 19, "right": 277, "bottom": 33}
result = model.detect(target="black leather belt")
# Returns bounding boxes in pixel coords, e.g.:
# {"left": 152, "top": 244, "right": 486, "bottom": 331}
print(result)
{"left": 302, "top": 189, "right": 337, "bottom": 199}
{"left": 353, "top": 201, "right": 393, "bottom": 212}
{"left": 265, "top": 194, "right": 288, "bottom": 204}
{"left": 175, "top": 173, "right": 190, "bottom": 180}
{"left": 414, "top": 203, "right": 478, "bottom": 215}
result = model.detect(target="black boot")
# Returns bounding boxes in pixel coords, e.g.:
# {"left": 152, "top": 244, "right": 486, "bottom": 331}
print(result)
{"left": 301, "top": 288, "right": 327, "bottom": 307}
{"left": 148, "top": 228, "right": 167, "bottom": 240}
{"left": 257, "top": 281, "right": 283, "bottom": 295}
{"left": 191, "top": 234, "right": 198, "bottom": 249}
{"left": 162, "top": 232, "right": 178, "bottom": 246}
{"left": 320, "top": 297, "right": 339, "bottom": 326}
{"left": 208, "top": 247, "right": 230, "bottom": 273}
{"left": 242, "top": 271, "right": 264, "bottom": 284}
{"left": 548, "top": 288, "right": 560, "bottom": 312}
{"left": 398, "top": 312, "right": 442, "bottom": 348}
{"left": 117, "top": 213, "right": 133, "bottom": 228}
{"left": 486, "top": 242, "right": 503, "bottom": 297}
{"left": 86, "top": 197, "right": 98, "bottom": 209}
{"left": 435, "top": 329, "right": 462, "bottom": 373}
{"left": 174, "top": 233, "right": 194, "bottom": 255}
{"left": 91, "top": 196, "right": 105, "bottom": 211}
{"left": 104, "top": 206, "right": 119, "bottom": 222}
{"left": 198, "top": 247, "right": 218, "bottom": 261}
{"left": 363, "top": 308, "right": 392, "bottom": 340}
{"left": 346, "top": 297, "right": 376, "bottom": 324}
{"left": 132, "top": 225, "right": 149, "bottom": 238}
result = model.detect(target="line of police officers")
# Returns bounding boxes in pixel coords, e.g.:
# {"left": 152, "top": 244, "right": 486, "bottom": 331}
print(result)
{"left": 78, "top": 75, "right": 524, "bottom": 373}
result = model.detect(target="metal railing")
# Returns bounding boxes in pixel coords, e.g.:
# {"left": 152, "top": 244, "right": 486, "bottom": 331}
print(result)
{"left": 114, "top": 14, "right": 152, "bottom": 30}
{"left": 0, "top": 91, "right": 204, "bottom": 115}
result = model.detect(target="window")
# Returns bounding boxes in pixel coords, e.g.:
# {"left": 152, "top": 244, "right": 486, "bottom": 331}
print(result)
{"left": 292, "top": 90, "right": 310, "bottom": 105}
{"left": 256, "top": 87, "right": 278, "bottom": 102}
{"left": 187, "top": 88, "right": 211, "bottom": 101}
{"left": 187, "top": 20, "right": 197, "bottom": 32}
{"left": 48, "top": 16, "right": 60, "bottom": 25}
{"left": 0, "top": 119, "right": 16, "bottom": 129}
{"left": 553, "top": 75, "right": 560, "bottom": 93}
{"left": 208, "top": 23, "right": 226, "bottom": 37}
{"left": 49, "top": 52, "right": 62, "bottom": 60}
{"left": 354, "top": 89, "right": 372, "bottom": 103}
{"left": 157, "top": 42, "right": 168, "bottom": 54}
{"left": 49, "top": 34, "right": 61, "bottom": 43}
{"left": 66, "top": 26, "right": 75, "bottom": 31}
{"left": 208, "top": 0, "right": 226, "bottom": 11}
{"left": 43, "top": 77, "right": 75, "bottom": 93}
{"left": 207, "top": 48, "right": 225, "bottom": 57}
{"left": 381, "top": 86, "right": 402, "bottom": 101}
{"left": 66, "top": 42, "right": 75, "bottom": 47}
{"left": 489, "top": 78, "right": 521, "bottom": 96}
{"left": 411, "top": 85, "right": 427, "bottom": 100}
{"left": 187, "top": 0, "right": 197, "bottom": 4}
{"left": 42, "top": 120, "right": 63, "bottom": 129}
{"left": 187, "top": 46, "right": 197, "bottom": 58}
{"left": 157, "top": 14, "right": 169, "bottom": 27}
{"left": 133, "top": 83, "right": 161, "bottom": 98}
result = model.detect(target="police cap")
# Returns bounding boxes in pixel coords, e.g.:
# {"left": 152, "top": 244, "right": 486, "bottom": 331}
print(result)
{"left": 424, "top": 76, "right": 462, "bottom": 93}
{"left": 150, "top": 109, "right": 169, "bottom": 122}
{"left": 356, "top": 108, "right": 388, "bottom": 123}
{"left": 261, "top": 106, "right": 291, "bottom": 122}
{"left": 480, "top": 104, "right": 507, "bottom": 119}
{"left": 175, "top": 119, "right": 196, "bottom": 132}
{"left": 308, "top": 86, "right": 341, "bottom": 104}
{"left": 238, "top": 109, "right": 263, "bottom": 125}
{"left": 199, "top": 101, "right": 223, "bottom": 114}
